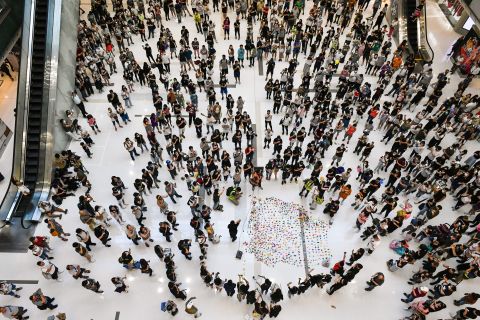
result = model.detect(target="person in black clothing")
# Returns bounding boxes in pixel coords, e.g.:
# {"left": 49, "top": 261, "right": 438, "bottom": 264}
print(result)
{"left": 365, "top": 272, "right": 385, "bottom": 291}
{"left": 0, "top": 62, "right": 14, "bottom": 80}
{"left": 223, "top": 279, "right": 236, "bottom": 296}
{"left": 265, "top": 58, "right": 275, "bottom": 80}
{"left": 107, "top": 90, "right": 121, "bottom": 109}
{"left": 452, "top": 307, "right": 480, "bottom": 320}
{"left": 227, "top": 220, "right": 240, "bottom": 241}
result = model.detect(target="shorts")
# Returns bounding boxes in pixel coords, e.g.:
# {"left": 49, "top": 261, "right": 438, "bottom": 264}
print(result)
{"left": 221, "top": 87, "right": 228, "bottom": 94}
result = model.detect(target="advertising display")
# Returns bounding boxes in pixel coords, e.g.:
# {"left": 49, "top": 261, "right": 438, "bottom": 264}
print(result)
{"left": 454, "top": 28, "right": 480, "bottom": 74}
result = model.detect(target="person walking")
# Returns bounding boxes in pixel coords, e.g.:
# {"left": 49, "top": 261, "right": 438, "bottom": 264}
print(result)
{"left": 82, "top": 278, "right": 104, "bottom": 294}
{"left": 365, "top": 272, "right": 385, "bottom": 291}
{"left": 0, "top": 281, "right": 22, "bottom": 298}
{"left": 0, "top": 305, "right": 29, "bottom": 319}
{"left": 29, "top": 289, "right": 57, "bottom": 310}
{"left": 125, "top": 224, "right": 141, "bottom": 245}
{"left": 72, "top": 242, "right": 94, "bottom": 262}
{"left": 66, "top": 264, "right": 90, "bottom": 280}
{"left": 454, "top": 292, "right": 480, "bottom": 306}
{"left": 44, "top": 218, "right": 70, "bottom": 241}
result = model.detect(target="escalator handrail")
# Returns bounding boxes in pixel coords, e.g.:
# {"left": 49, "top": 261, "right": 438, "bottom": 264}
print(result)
{"left": 420, "top": 1, "right": 435, "bottom": 62}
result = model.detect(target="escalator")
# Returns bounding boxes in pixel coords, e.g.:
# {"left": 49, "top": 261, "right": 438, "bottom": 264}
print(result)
{"left": 403, "top": 0, "right": 434, "bottom": 63}
{"left": 12, "top": 0, "right": 50, "bottom": 219}
{"left": 405, "top": 0, "right": 420, "bottom": 58}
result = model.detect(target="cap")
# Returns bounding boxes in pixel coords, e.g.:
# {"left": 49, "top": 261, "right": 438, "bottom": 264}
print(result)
{"left": 420, "top": 287, "right": 428, "bottom": 292}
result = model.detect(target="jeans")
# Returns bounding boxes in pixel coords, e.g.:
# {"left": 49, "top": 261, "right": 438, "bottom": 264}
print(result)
{"left": 123, "top": 98, "right": 132, "bottom": 107}
{"left": 128, "top": 148, "right": 140, "bottom": 160}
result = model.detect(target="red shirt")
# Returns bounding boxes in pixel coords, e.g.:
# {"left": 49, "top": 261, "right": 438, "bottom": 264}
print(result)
{"left": 346, "top": 125, "right": 356, "bottom": 136}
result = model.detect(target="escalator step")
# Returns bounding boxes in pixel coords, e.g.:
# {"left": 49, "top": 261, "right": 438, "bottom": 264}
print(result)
{"left": 29, "top": 104, "right": 42, "bottom": 110}
{"left": 28, "top": 113, "right": 42, "bottom": 120}
{"left": 27, "top": 152, "right": 40, "bottom": 158}
{"left": 26, "top": 145, "right": 40, "bottom": 151}
{"left": 27, "top": 126, "right": 41, "bottom": 132}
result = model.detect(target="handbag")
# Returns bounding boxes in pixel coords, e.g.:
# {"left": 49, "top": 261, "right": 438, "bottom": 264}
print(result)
{"left": 235, "top": 250, "right": 243, "bottom": 259}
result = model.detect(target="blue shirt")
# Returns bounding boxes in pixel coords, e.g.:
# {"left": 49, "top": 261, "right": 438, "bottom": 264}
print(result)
{"left": 237, "top": 48, "right": 245, "bottom": 59}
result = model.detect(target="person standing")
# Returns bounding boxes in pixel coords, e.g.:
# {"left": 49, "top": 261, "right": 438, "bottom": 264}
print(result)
{"left": 365, "top": 272, "right": 384, "bottom": 291}
{"left": 125, "top": 224, "right": 141, "bottom": 245}
{"left": 71, "top": 91, "right": 87, "bottom": 117}
{"left": 227, "top": 220, "right": 241, "bottom": 241}
{"left": 93, "top": 225, "right": 112, "bottom": 247}
{"left": 111, "top": 277, "right": 128, "bottom": 293}
{"left": 454, "top": 292, "right": 480, "bottom": 306}
{"left": 75, "top": 228, "right": 96, "bottom": 251}
{"left": 165, "top": 181, "right": 183, "bottom": 204}
{"left": 265, "top": 58, "right": 275, "bottom": 80}
{"left": 124, "top": 138, "right": 140, "bottom": 161}
{"left": 402, "top": 286, "right": 429, "bottom": 303}
{"left": 159, "top": 221, "right": 173, "bottom": 242}
{"left": 185, "top": 297, "right": 202, "bottom": 318}
{"left": 0, "top": 61, "right": 15, "bottom": 80}
{"left": 161, "top": 300, "right": 178, "bottom": 316}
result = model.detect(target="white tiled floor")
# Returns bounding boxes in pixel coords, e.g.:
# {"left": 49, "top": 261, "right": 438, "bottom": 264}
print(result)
{"left": 0, "top": 1, "right": 479, "bottom": 320}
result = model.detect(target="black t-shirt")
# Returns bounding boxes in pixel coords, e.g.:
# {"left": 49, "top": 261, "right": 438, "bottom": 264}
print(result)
{"left": 335, "top": 147, "right": 346, "bottom": 157}
{"left": 465, "top": 308, "right": 480, "bottom": 319}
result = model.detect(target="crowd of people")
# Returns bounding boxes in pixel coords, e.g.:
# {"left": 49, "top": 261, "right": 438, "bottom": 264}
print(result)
{"left": 2, "top": 0, "right": 480, "bottom": 319}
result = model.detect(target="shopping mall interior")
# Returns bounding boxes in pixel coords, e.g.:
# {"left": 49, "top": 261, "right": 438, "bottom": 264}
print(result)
{"left": 0, "top": 0, "right": 479, "bottom": 319}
